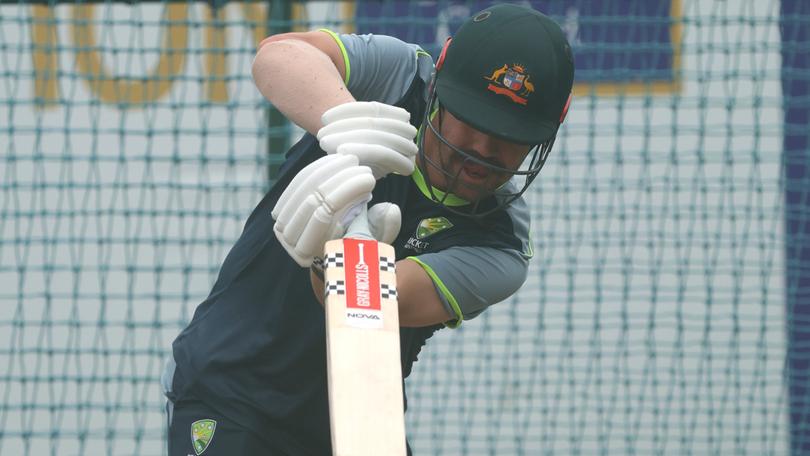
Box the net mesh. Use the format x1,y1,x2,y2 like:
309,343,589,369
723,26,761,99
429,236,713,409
0,1,807,455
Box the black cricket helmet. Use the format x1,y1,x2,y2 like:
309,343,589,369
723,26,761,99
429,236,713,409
419,3,575,217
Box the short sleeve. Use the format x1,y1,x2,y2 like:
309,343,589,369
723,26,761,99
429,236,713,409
407,246,529,328
321,30,429,104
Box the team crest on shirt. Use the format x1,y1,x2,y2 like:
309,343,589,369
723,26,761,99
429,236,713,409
190,419,217,455
416,217,454,239
484,63,534,105
406,217,454,253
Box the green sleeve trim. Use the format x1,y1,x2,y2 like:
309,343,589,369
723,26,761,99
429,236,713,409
406,256,463,328
318,28,350,85
416,49,431,59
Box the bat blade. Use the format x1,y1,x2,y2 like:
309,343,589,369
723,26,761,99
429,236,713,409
323,236,406,456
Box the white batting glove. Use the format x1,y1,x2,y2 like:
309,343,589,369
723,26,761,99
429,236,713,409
309,201,402,276
272,154,376,267
317,101,418,180
367,202,401,245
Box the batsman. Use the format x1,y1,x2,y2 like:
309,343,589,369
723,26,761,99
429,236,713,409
163,4,574,455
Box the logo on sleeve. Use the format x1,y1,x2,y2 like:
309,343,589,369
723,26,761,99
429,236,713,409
190,419,217,455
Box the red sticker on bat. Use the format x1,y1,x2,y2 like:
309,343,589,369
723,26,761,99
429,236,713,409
343,238,383,328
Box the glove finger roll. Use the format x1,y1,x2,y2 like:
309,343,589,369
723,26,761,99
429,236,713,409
273,154,349,219
319,129,418,158
273,154,358,224
293,205,335,261
321,101,410,125
336,143,415,177
317,166,376,213
316,117,417,142
281,193,321,242
292,168,376,259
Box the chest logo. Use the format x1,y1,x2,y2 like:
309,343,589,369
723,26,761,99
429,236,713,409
416,217,454,239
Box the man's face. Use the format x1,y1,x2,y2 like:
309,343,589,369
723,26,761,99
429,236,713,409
422,108,531,202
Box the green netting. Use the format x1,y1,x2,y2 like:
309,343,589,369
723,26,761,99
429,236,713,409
0,1,800,455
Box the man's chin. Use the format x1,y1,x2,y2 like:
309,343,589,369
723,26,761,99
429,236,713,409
448,182,493,204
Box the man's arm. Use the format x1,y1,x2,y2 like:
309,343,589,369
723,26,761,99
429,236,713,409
252,31,354,134
261,32,453,327
310,259,453,327
311,244,530,327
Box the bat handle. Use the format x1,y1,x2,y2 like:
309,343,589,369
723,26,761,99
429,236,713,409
344,203,374,240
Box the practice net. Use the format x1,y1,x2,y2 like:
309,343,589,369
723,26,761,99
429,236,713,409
1,1,807,455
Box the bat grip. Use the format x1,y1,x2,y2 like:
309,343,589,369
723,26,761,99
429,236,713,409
344,203,374,240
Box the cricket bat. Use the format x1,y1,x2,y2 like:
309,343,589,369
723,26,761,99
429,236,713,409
323,205,407,456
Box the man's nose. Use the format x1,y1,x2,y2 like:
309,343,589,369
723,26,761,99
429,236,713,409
468,135,503,165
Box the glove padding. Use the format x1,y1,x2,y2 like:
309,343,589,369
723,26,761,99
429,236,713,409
367,202,401,245
273,154,375,267
317,101,418,179
272,154,403,267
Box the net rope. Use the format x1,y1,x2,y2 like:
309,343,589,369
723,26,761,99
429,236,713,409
0,1,807,455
